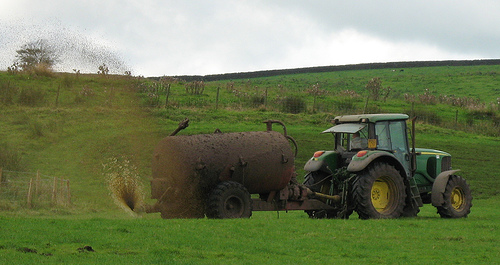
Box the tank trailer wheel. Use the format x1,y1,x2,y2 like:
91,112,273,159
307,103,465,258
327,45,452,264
353,163,406,219
436,175,472,218
206,181,252,219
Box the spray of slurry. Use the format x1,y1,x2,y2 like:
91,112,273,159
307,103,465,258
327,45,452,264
104,157,145,216
0,20,131,74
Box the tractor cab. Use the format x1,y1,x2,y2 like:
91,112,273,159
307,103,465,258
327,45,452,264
312,114,412,177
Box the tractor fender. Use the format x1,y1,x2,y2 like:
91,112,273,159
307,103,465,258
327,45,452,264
431,169,461,207
304,159,329,173
347,151,401,173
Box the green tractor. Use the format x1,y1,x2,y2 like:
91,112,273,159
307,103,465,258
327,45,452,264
303,113,472,219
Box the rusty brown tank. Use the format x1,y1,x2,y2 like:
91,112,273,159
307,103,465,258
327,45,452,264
150,125,295,218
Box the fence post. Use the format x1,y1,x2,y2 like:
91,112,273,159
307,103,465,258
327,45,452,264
165,84,171,107
265,87,268,108
216,86,220,110
0,167,3,186
313,94,317,113
35,170,41,196
52,177,57,205
59,178,65,206
27,178,34,208
66,180,72,205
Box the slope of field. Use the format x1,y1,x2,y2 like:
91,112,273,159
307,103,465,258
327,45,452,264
0,64,499,264
0,64,498,213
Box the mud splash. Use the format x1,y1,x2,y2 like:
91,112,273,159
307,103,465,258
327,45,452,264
104,157,145,216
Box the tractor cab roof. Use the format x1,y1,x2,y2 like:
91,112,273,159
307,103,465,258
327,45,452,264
333,113,409,124
322,123,366,134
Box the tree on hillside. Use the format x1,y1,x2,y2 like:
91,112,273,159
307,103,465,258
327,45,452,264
366,77,383,101
14,39,59,71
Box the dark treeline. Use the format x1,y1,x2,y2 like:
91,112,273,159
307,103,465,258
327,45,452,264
154,59,500,82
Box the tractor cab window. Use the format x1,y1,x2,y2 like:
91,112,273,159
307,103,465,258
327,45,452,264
375,120,410,153
337,126,369,151
375,122,391,150
389,121,409,153
349,126,368,150
324,123,367,151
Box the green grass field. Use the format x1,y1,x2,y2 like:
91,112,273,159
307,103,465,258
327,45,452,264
0,64,499,263
0,198,498,264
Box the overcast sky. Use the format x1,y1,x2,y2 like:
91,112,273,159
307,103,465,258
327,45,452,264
1,0,499,76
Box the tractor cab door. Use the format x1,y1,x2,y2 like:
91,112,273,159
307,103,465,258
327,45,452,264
375,120,411,177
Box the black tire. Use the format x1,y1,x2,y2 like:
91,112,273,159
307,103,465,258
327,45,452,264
353,163,406,219
206,181,252,219
401,201,420,217
401,182,421,218
436,175,472,218
303,172,330,193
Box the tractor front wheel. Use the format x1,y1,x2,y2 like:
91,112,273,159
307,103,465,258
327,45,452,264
436,175,472,218
353,163,406,219
206,181,252,219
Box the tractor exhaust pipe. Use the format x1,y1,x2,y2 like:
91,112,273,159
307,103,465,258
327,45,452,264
411,116,418,174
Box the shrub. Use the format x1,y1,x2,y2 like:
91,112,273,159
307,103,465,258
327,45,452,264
366,77,383,101
98,63,110,77
0,143,24,171
418,88,437,104
61,74,74,88
18,87,46,106
467,109,496,120
139,82,166,107
0,81,18,105
144,92,160,107
185,81,205,95
7,62,21,75
29,120,46,138
282,96,306,114
405,108,442,125
31,63,55,77
74,86,95,104
335,99,357,112
249,95,265,107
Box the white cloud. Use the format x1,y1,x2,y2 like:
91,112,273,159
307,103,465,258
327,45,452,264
269,29,482,71
0,0,498,76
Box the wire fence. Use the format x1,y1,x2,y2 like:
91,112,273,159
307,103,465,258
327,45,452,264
0,168,71,209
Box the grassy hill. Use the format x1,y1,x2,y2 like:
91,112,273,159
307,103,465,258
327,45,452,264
0,64,499,214
0,65,499,264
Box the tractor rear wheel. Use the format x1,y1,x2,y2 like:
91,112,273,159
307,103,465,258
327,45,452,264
353,163,406,219
436,175,472,218
206,181,252,219
303,171,330,193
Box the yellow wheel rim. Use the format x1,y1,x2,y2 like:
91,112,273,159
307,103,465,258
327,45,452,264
451,187,465,211
371,177,394,213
